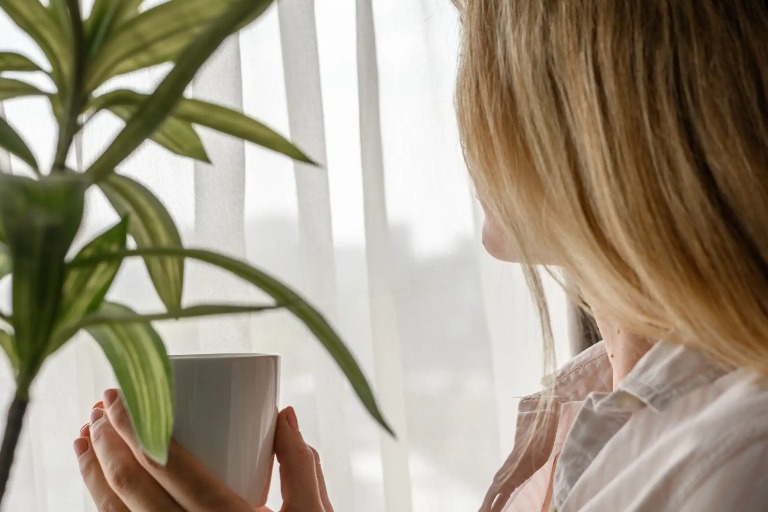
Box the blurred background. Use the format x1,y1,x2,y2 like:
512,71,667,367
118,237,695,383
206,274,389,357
0,1,574,510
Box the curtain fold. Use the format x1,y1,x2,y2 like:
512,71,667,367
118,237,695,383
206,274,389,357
355,0,413,510
277,0,354,509
0,1,574,510
191,35,252,355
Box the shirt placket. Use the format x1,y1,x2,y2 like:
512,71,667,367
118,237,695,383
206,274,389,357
551,393,637,510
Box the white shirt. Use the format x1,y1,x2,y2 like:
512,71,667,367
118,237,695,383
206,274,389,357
480,341,768,511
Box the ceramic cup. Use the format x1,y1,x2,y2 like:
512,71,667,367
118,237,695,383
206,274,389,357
170,353,280,507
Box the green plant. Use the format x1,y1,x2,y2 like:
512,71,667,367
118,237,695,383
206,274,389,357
0,0,391,504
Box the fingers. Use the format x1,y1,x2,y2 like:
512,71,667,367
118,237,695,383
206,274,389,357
101,389,250,512
274,407,326,512
88,406,183,512
83,391,330,512
309,446,334,512
75,428,130,512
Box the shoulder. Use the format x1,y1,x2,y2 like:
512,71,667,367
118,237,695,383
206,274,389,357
636,369,768,510
634,368,768,461
674,374,768,511
569,368,768,511
680,369,768,442
678,370,768,473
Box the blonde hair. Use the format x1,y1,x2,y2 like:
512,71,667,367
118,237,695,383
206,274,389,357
455,0,768,376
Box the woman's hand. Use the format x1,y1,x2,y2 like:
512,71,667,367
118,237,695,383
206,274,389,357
74,389,333,512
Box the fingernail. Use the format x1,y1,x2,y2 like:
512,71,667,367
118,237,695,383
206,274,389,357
103,389,118,408
286,406,299,430
90,408,104,424
79,423,90,436
92,401,103,410
73,438,89,457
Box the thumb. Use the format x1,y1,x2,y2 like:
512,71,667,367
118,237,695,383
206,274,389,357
274,407,325,512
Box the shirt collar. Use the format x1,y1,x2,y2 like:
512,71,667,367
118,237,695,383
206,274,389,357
480,343,612,511
544,341,613,401
480,340,730,512
600,341,729,413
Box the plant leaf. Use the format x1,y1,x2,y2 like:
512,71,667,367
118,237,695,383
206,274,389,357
70,247,394,435
0,115,39,171
176,99,314,163
0,174,86,374
85,0,272,91
48,218,128,354
76,303,280,329
0,328,19,375
85,0,275,182
85,0,144,58
90,90,312,164
0,52,44,73
106,105,210,162
98,174,183,310
47,0,71,35
0,240,10,282
86,301,173,465
0,77,46,101
0,0,70,85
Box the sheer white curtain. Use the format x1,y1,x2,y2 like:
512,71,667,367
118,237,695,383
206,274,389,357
0,1,572,511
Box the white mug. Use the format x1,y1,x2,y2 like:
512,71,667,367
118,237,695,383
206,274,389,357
170,353,280,507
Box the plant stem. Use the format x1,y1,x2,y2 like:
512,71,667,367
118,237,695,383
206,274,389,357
0,393,28,506
52,0,86,173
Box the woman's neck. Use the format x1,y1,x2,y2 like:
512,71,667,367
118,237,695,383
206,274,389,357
593,314,654,389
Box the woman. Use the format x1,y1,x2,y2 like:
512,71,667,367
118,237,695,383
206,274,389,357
74,0,768,510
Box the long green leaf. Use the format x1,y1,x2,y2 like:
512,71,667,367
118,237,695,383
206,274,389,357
0,115,39,171
91,90,312,164
47,0,71,36
76,303,280,329
0,0,70,85
0,175,86,375
86,301,173,465
85,0,275,182
0,228,6,313
0,328,19,375
49,218,128,354
98,174,183,310
85,0,272,91
0,52,44,73
0,240,10,282
0,77,47,101
106,105,210,162
176,99,314,163
84,0,144,58
51,0,85,174
71,247,394,435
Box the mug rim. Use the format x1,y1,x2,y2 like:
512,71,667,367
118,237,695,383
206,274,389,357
169,353,280,360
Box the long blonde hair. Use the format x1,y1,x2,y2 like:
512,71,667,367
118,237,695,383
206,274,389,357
455,0,768,376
